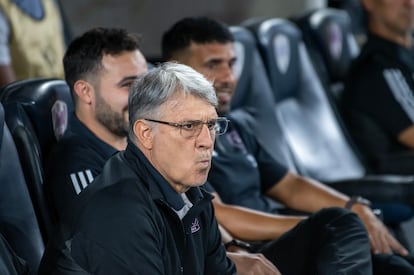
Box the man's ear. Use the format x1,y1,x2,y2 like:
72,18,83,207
133,120,153,149
73,80,93,104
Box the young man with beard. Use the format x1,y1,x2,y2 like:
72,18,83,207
44,27,148,220
162,16,414,274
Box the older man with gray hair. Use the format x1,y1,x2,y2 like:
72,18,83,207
39,62,235,274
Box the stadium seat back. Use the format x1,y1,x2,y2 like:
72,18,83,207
0,102,44,274
0,78,73,242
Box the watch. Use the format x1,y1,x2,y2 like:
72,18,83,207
224,239,252,250
344,196,372,210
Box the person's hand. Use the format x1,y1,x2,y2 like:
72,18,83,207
226,251,281,275
352,204,409,256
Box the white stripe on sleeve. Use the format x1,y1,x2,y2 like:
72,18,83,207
383,69,414,122
77,171,88,189
70,173,82,195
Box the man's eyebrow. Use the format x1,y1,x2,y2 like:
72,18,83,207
205,56,237,65
117,76,138,86
181,117,219,123
206,58,223,64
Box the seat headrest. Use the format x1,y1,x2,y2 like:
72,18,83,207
296,8,359,82
328,0,368,41
228,24,299,171
229,26,255,110
0,101,44,273
253,18,302,102
0,78,73,159
0,103,4,146
230,25,279,117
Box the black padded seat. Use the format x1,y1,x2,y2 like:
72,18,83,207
0,78,73,243
292,8,414,175
243,18,414,205
328,0,368,46
293,8,360,102
0,102,44,274
229,26,298,172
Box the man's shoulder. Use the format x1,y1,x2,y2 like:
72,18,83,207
46,133,103,173
48,123,112,167
57,173,163,273
356,36,403,70
346,41,392,91
227,110,253,134
52,132,92,153
72,159,159,234
44,128,112,198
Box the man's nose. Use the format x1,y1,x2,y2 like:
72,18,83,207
221,66,237,83
196,124,215,148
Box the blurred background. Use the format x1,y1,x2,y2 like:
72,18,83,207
60,0,326,60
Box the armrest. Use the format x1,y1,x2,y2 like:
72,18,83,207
324,175,414,204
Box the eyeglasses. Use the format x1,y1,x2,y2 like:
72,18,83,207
144,117,230,138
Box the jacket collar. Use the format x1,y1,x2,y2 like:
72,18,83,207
68,112,118,157
123,140,204,211
363,32,414,71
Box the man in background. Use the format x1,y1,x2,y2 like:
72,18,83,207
162,16,414,274
44,27,147,220
0,0,67,87
343,0,414,175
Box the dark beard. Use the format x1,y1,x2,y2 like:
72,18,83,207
95,95,128,137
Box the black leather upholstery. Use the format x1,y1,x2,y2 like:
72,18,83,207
0,78,73,243
293,8,360,102
0,102,44,274
328,0,368,45
243,18,414,205
293,8,414,175
246,18,365,181
229,26,298,172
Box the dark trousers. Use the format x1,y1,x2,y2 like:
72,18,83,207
0,234,29,275
258,207,371,275
256,207,414,275
372,254,414,275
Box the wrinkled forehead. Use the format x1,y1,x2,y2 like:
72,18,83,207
159,93,216,119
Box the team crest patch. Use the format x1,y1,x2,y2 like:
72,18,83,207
326,22,342,60
191,218,200,233
226,129,247,153
51,100,68,140
273,34,290,75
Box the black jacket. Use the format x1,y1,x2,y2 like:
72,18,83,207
343,33,414,174
39,141,235,275
45,112,118,220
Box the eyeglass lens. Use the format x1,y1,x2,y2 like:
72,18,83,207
181,118,228,138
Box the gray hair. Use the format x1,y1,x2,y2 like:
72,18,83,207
128,62,217,139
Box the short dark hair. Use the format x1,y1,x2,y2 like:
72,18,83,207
63,27,141,98
161,17,234,60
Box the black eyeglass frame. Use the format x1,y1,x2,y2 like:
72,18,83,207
144,117,230,137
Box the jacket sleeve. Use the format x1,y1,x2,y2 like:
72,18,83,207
67,183,169,274
204,203,236,275
40,183,169,274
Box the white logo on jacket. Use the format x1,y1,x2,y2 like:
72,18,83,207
191,218,200,233
70,169,94,194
